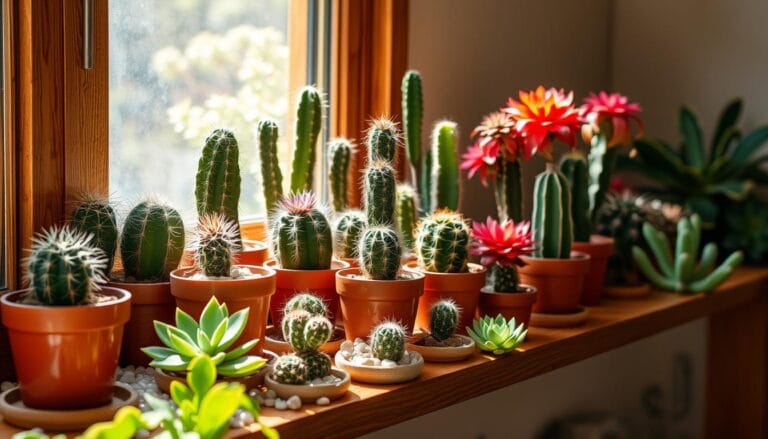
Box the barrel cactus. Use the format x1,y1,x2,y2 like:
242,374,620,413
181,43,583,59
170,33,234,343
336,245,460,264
25,226,107,306
257,119,283,217
283,292,328,317
328,138,353,212
70,195,118,275
191,213,240,278
429,300,459,342
370,321,406,361
396,185,419,251
301,351,332,380
120,199,185,281
430,121,460,212
333,210,367,260
271,192,332,270
531,163,573,259
359,226,401,280
195,128,241,243
416,210,470,273
272,354,308,385
560,154,591,242
290,86,323,193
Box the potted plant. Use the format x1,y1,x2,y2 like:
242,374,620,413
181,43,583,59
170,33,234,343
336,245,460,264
467,314,527,355
328,138,353,213
336,118,425,340
396,184,419,255
264,292,345,354
408,300,475,362
333,209,366,267
1,226,131,409
170,214,275,353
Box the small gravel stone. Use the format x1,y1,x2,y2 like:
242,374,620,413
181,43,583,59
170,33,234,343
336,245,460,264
310,378,324,385
266,389,277,399
372,358,381,366
381,359,397,368
286,395,302,410
316,397,330,406
275,399,288,410
1,381,15,391
238,409,255,425
340,340,354,353
322,375,337,383
121,371,136,384
264,398,275,407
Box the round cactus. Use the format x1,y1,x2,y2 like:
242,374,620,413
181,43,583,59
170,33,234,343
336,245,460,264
301,351,332,380
26,226,107,306
70,196,118,276
192,214,240,278
303,315,333,351
283,292,328,317
367,117,399,163
359,226,402,280
370,322,406,361
416,210,470,273
429,300,459,341
328,138,353,212
333,210,367,259
282,309,312,352
120,199,185,282
271,192,333,270
364,160,397,227
272,354,308,385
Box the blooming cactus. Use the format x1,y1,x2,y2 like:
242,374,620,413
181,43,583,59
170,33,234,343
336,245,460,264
471,217,536,293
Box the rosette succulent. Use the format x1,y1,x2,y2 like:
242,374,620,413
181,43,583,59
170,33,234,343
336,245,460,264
467,314,527,355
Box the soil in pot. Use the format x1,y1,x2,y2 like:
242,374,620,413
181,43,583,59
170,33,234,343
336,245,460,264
572,235,615,306
476,285,538,329
519,252,591,315
407,332,476,362
264,325,345,355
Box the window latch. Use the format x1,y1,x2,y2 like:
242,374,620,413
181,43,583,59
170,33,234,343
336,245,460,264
83,0,94,70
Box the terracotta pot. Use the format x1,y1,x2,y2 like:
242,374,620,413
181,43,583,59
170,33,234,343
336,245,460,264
180,239,269,267
476,285,538,328
108,279,174,367
264,259,349,326
519,252,591,314
404,262,486,335
170,265,275,353
572,235,615,306
1,287,131,410
335,268,425,340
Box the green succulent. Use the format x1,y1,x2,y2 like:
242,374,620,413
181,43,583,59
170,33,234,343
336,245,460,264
721,196,768,264
467,314,527,355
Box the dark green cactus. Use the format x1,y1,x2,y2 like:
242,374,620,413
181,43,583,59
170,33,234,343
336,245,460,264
333,210,367,259
490,263,522,293
302,315,333,351
193,214,240,278
328,138,353,212
560,154,591,242
283,292,328,317
532,163,573,259
271,192,332,270
359,226,401,280
367,117,399,163
588,131,618,224
257,119,284,217
415,210,470,273
402,70,423,180
282,309,312,352
25,226,107,306
196,128,241,243
290,86,323,193
495,160,523,222
430,121,460,211
120,199,185,281
364,161,397,227
300,351,332,380
429,299,459,342
272,354,308,385
370,322,406,361
70,196,118,275
396,185,419,251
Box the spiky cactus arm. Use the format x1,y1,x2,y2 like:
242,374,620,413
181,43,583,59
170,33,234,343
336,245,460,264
532,163,573,259
490,263,521,293
416,211,470,273
364,160,397,227
283,292,328,317
257,119,284,218
290,86,323,193
301,352,331,380
272,192,333,270
560,154,591,242
192,214,239,278
282,310,312,352
359,226,401,280
588,131,618,224
303,315,333,350
396,185,419,251
495,160,523,222
420,148,433,213
121,200,185,281
370,322,406,361
367,117,399,163
430,121,460,211
328,138,352,212
402,70,423,180
272,354,308,384
70,197,118,275
333,210,367,259
429,300,459,341
196,129,241,244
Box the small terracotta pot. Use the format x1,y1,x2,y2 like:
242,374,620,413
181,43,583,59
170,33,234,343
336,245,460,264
404,262,486,335
519,252,591,314
181,239,269,268
572,235,615,306
264,259,349,326
108,279,174,367
335,268,425,340
476,285,538,328
170,265,275,353
1,287,131,410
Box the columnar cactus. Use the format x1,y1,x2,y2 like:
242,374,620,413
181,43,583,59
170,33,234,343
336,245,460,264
396,185,419,251
365,161,397,227
430,121,460,212
429,300,459,342
290,86,323,193
531,163,573,259
284,292,328,317
495,160,523,223
25,226,107,306
370,321,406,361
192,214,240,278
416,210,470,273
328,138,353,212
196,128,241,243
272,354,308,385
70,196,118,275
367,118,399,163
120,199,185,281
359,226,401,280
588,133,618,224
560,154,591,242
271,192,333,270
402,70,423,187
257,119,283,217
333,210,367,260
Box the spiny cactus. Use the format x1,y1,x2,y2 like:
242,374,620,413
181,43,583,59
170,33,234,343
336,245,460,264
272,354,308,385
300,351,332,380
364,160,397,227
70,195,118,275
290,86,323,193
282,309,333,353
429,300,459,342
396,185,419,251
633,214,744,293
257,119,283,217
191,213,240,278
283,292,328,317
416,210,470,273
370,321,406,361
120,199,185,281
402,70,423,183
359,226,401,280
303,315,333,351
496,160,523,222
588,132,618,224
560,154,591,242
271,192,332,270
532,163,573,259
430,121,460,211
328,138,353,212
196,128,241,244
368,117,399,164
490,264,521,292
333,210,367,259
25,226,107,306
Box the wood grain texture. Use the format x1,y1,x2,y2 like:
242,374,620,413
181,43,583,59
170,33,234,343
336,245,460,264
2,0,17,291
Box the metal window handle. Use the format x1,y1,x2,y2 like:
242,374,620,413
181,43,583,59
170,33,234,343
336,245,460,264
83,0,94,69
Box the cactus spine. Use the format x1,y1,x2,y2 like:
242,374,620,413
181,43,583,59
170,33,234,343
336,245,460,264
560,154,591,242
429,300,459,342
257,119,283,217
370,321,406,361
333,210,367,259
276,304,334,383
290,86,323,193
416,210,470,273
495,160,523,222
193,214,239,278
328,138,353,212
196,128,241,243
531,163,573,259
272,354,308,384
359,226,401,280
271,192,332,270
367,118,399,163
300,351,331,380
365,161,397,226
402,70,423,187
491,264,522,293
396,185,419,251
120,199,185,281
70,196,118,275
430,121,460,211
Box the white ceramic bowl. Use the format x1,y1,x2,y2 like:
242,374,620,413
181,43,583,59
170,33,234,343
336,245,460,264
264,367,350,403
334,351,424,384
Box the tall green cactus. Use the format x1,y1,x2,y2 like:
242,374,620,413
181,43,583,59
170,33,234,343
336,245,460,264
495,160,523,223
430,121,460,211
367,118,399,163
415,210,470,273
531,163,573,259
333,210,367,259
271,192,332,270
359,226,401,280
70,196,118,275
196,128,241,243
402,70,423,183
193,214,239,278
560,154,591,242
257,119,283,217
328,138,352,212
365,161,397,226
396,185,419,250
120,199,185,281
588,131,618,224
290,86,323,193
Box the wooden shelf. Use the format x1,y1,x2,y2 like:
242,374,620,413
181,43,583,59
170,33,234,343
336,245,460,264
2,268,767,438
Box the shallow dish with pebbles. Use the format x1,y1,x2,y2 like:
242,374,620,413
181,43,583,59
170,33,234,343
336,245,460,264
407,332,476,362
264,368,350,403
334,339,424,384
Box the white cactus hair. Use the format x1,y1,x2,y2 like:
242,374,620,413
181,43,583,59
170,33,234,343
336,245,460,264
190,213,240,268
269,191,332,267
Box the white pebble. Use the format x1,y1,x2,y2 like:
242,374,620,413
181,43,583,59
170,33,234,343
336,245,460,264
275,399,288,410
381,359,397,368
287,395,302,410
410,352,422,364
239,410,255,425
398,352,410,365
353,357,374,366
322,375,335,383
354,338,364,344
310,378,324,385
340,340,354,353
1,381,14,391
316,397,330,406
121,371,136,384
264,398,275,407
372,358,381,366
265,389,277,399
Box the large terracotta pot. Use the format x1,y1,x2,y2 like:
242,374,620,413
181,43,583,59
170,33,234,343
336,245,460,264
1,287,131,410
335,268,425,340
572,235,614,305
108,279,174,367
180,239,269,267
403,262,486,335
476,285,538,329
264,259,349,326
519,252,591,314
170,265,275,353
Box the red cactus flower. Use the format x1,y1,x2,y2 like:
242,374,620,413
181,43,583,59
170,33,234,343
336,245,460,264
581,91,644,147
471,217,536,267
504,86,581,160
461,142,498,187
278,191,318,214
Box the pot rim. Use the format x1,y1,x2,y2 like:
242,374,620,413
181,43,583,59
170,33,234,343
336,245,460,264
170,265,276,284
520,251,590,263
480,284,537,296
263,258,350,274
108,271,170,287
1,286,131,310
336,267,425,283
402,261,487,277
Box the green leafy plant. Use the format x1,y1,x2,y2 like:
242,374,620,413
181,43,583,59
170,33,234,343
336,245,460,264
467,314,527,355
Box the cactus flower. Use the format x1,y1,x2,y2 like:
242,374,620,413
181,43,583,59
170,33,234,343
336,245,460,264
471,217,536,267
580,91,644,147
460,142,498,186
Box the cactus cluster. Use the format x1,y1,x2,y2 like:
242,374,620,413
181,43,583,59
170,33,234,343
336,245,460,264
370,321,406,361
328,138,353,212
70,195,118,275
120,199,185,282
191,214,240,278
531,163,573,259
396,185,419,251
290,86,323,193
633,214,743,294
333,210,367,260
430,121,460,211
272,354,308,385
415,210,470,273
560,154,591,242
271,192,332,270
429,300,459,342
257,119,283,217
283,292,328,317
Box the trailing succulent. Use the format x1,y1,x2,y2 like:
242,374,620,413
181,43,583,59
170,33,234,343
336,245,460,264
190,213,241,278
272,306,334,384
370,321,407,361
415,210,470,273
333,210,367,260
70,195,118,275
143,296,267,378
467,315,527,355
428,300,459,342
271,192,333,270
196,128,242,245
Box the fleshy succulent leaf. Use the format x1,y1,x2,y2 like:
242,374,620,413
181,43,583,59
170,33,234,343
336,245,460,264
200,297,226,338
217,356,268,378
149,354,189,371
141,346,177,361
187,355,217,398
218,308,249,352
223,339,258,361
175,308,200,341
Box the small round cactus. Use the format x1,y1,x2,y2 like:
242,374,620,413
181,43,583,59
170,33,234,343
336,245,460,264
367,117,399,163
282,309,312,352
70,195,118,276
192,213,240,278
416,210,470,273
272,354,308,385
429,300,459,342
271,192,333,270
303,315,333,351
301,351,332,380
333,210,367,259
283,292,328,317
370,322,406,361
359,226,402,280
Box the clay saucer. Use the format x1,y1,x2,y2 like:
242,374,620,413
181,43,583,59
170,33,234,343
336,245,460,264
264,325,345,355
529,307,589,328
264,368,351,403
0,382,138,431
334,351,424,384
407,332,476,362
